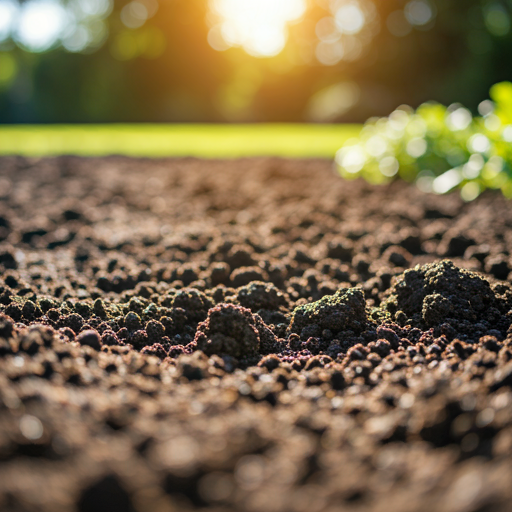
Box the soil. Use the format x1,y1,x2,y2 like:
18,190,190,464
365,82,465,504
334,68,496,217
1,155,512,512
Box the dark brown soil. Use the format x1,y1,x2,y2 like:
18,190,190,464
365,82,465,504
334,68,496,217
1,156,512,512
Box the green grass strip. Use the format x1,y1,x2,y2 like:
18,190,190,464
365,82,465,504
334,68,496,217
0,124,361,158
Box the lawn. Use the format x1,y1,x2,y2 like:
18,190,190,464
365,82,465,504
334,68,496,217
0,124,361,158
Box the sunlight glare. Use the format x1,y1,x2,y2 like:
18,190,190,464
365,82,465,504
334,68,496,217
15,0,67,52
211,0,306,57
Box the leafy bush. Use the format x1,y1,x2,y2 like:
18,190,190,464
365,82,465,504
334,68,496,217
336,82,512,201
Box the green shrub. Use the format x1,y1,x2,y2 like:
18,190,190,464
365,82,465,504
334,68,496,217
336,82,512,201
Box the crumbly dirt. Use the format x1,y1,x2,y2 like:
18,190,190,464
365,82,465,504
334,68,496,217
1,156,512,512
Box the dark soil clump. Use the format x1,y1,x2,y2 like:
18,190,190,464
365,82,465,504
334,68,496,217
193,303,276,360
2,156,512,512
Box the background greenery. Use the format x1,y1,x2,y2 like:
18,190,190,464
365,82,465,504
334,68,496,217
1,0,512,124
336,81,512,199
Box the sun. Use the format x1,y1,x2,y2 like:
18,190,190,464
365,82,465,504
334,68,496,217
209,0,306,57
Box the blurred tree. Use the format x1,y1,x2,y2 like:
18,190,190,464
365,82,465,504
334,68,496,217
0,0,511,123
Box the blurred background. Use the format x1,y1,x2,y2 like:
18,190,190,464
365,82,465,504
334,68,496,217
0,0,511,124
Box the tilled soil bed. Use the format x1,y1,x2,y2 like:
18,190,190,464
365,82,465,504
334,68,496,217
1,156,512,512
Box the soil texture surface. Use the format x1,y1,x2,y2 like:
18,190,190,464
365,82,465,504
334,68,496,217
1,156,512,512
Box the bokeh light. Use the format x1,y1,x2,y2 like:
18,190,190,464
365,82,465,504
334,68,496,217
484,3,510,37
0,52,17,87
314,0,378,65
404,0,435,27
77,0,111,17
121,1,149,29
15,0,67,52
334,3,365,34
306,82,360,121
447,107,472,131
